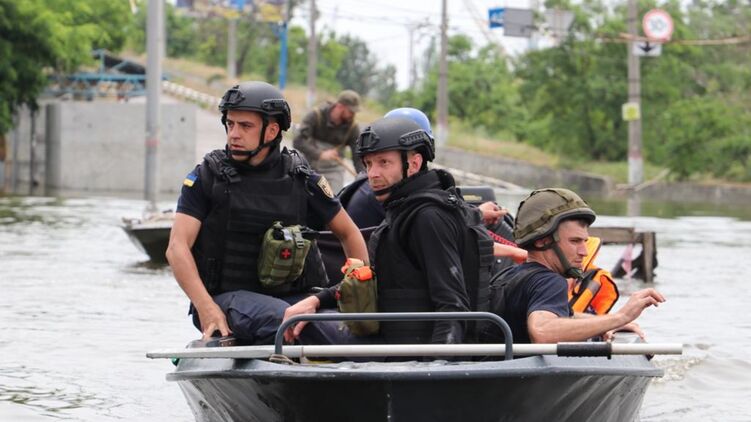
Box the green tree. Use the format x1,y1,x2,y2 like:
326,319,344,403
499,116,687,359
397,35,520,137
0,0,130,134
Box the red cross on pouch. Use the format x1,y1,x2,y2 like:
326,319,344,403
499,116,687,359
280,248,292,259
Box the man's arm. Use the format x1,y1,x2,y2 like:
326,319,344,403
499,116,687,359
527,288,665,343
282,208,368,342
410,208,471,344
293,110,326,161
166,213,231,340
327,208,369,264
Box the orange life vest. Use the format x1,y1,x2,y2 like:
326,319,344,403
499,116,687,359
568,237,620,315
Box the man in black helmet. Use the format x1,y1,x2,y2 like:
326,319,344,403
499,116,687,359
284,116,496,345
167,81,368,345
293,90,363,193
484,188,666,344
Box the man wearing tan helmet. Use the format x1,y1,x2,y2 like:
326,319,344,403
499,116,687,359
293,90,363,193
483,188,665,344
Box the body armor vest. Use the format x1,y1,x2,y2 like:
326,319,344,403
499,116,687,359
192,148,328,296
369,175,495,344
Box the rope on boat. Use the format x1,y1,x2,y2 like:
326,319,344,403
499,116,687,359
269,353,297,365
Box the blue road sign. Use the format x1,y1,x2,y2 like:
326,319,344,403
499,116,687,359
489,7,505,29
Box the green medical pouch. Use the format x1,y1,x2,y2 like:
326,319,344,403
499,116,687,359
258,221,311,287
337,259,379,336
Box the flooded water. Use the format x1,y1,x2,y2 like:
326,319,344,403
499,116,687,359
2,194,751,421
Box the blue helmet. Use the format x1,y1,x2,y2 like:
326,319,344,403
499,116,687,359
384,108,433,137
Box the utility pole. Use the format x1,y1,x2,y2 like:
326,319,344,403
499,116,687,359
306,0,317,109
227,17,237,80
627,0,643,186
145,0,163,212
436,0,449,148
278,18,288,89
407,20,430,89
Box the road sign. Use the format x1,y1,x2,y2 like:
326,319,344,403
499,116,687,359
633,41,662,57
622,102,641,122
643,9,673,41
488,8,504,29
503,8,535,38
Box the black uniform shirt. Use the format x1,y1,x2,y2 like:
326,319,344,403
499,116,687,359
501,262,572,343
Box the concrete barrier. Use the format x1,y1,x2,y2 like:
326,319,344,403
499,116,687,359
435,146,612,197
42,101,196,194
0,101,197,194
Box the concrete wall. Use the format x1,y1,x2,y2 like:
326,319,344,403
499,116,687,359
36,101,195,194
635,182,751,205
436,146,751,206
3,104,47,192
435,146,612,197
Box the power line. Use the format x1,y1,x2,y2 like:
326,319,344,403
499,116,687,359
596,33,751,46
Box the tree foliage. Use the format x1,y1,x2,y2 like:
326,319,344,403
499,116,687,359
126,3,396,98
0,0,130,134
510,0,751,180
393,35,521,137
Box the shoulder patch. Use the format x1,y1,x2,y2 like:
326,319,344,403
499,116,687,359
317,175,334,198
183,172,198,187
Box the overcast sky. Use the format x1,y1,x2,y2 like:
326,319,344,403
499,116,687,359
289,0,534,89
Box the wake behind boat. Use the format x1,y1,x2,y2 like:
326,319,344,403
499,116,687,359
147,312,681,422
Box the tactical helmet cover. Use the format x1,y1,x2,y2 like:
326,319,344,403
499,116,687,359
514,188,596,247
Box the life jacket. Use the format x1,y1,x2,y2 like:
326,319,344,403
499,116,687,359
568,237,620,314
369,171,495,344
192,147,328,297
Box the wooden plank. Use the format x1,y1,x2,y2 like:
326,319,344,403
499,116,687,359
588,227,637,244
642,231,656,283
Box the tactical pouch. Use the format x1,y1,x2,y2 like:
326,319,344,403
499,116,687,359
258,221,311,288
337,258,379,336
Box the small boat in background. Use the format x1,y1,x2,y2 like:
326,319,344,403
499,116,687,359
122,210,173,263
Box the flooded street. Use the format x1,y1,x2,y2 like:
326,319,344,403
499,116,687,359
2,194,751,421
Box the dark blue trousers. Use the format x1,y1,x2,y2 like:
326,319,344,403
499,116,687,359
192,290,355,345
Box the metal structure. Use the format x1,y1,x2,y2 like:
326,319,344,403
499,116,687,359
45,50,150,100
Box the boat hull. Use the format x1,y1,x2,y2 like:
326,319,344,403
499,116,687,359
169,354,660,422
122,224,171,263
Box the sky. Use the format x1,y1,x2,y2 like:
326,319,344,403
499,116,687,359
288,0,535,89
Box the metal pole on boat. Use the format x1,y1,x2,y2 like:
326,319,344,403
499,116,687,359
144,0,163,214
146,342,683,360
275,312,514,361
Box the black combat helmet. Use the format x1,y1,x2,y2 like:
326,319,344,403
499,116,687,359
356,117,435,162
218,81,291,160
356,116,435,196
219,81,291,130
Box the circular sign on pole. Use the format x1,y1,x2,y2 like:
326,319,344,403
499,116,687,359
643,9,674,41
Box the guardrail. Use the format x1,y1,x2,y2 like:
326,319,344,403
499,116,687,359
162,81,221,110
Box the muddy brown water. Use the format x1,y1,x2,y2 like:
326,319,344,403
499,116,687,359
1,194,750,421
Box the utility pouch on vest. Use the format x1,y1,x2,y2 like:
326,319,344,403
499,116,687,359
258,221,311,288
336,258,379,336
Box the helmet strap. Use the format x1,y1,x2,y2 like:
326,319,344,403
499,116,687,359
401,150,410,179
226,116,279,163
551,231,583,279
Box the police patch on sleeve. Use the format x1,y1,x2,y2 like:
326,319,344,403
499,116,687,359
317,175,334,198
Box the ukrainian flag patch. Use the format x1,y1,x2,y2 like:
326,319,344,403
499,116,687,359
183,172,197,187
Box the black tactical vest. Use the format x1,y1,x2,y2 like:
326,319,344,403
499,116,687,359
369,175,495,344
192,148,328,296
